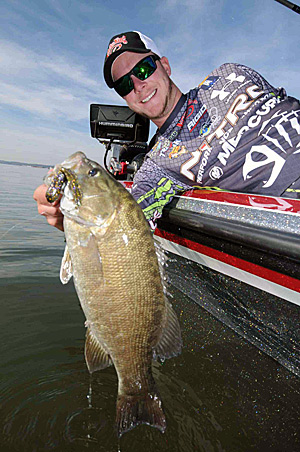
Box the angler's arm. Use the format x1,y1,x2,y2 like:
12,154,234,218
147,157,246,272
33,184,64,231
131,159,188,231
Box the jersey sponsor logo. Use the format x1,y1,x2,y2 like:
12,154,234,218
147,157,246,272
168,144,189,159
148,210,162,231
259,108,300,154
168,130,179,140
187,104,207,132
150,138,189,161
138,177,185,230
243,145,285,188
216,97,280,166
199,75,220,91
149,138,173,158
209,166,223,180
199,123,211,137
179,141,211,182
177,99,198,128
196,141,212,183
210,72,246,101
106,36,128,57
207,84,265,145
180,150,202,181
199,107,222,138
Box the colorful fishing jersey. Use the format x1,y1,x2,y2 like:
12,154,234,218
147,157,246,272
132,63,300,229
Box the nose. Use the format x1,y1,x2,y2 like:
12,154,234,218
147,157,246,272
131,75,146,92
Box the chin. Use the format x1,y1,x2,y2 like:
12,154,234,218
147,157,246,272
141,98,163,117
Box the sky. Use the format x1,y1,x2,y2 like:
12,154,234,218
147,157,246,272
0,0,299,165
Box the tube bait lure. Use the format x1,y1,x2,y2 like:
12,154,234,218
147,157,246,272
46,168,82,206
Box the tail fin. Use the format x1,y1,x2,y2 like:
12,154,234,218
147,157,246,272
116,392,166,437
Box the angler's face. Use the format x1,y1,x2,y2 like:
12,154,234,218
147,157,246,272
111,51,179,128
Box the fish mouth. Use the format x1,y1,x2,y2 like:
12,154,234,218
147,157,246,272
60,184,78,211
60,208,96,228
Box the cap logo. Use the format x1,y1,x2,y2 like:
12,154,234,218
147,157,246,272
106,35,128,58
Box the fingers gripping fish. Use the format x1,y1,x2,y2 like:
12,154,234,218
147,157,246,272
44,152,182,437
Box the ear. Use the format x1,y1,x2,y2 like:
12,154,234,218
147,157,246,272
160,56,171,76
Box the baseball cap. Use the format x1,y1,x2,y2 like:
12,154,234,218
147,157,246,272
103,31,162,88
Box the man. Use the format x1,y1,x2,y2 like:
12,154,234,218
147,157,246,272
34,30,300,231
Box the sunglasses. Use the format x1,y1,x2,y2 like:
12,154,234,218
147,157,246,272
113,55,160,97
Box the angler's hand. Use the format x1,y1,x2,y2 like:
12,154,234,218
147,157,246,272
33,184,64,231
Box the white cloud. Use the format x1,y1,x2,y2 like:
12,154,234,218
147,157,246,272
42,58,99,89
0,39,119,122
1,81,91,120
0,39,100,89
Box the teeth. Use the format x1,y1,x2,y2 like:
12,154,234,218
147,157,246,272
142,90,156,103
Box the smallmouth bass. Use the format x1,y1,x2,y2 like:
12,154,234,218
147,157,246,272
44,152,182,436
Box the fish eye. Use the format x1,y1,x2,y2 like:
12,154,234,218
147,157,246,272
89,168,98,177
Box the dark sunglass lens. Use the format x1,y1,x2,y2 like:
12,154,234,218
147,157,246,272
133,57,156,80
115,75,133,97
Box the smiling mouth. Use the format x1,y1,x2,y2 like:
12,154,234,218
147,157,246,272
141,90,156,103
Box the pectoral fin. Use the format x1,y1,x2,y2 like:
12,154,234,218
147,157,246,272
60,245,73,284
154,299,182,360
85,326,112,373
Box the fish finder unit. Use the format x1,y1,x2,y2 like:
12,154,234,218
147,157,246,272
90,104,150,180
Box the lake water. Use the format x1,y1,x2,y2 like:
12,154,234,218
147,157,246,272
0,163,299,452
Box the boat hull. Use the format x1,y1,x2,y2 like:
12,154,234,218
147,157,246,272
155,189,300,306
